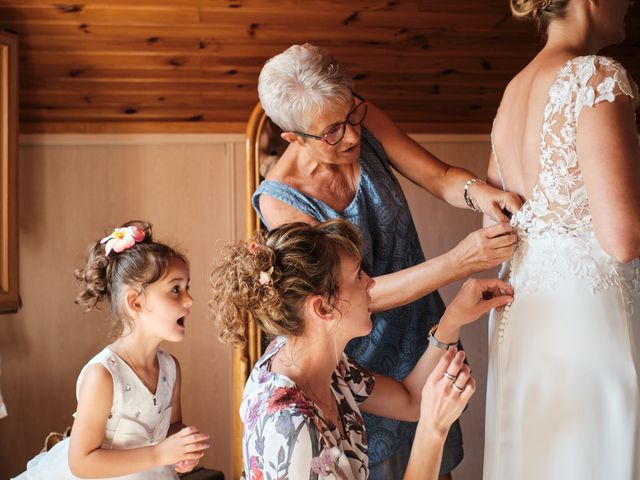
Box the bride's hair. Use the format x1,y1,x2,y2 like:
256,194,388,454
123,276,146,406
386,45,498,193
510,0,571,33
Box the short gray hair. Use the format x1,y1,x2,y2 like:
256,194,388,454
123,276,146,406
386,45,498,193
258,44,354,133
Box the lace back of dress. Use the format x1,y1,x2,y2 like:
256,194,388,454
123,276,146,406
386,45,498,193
512,55,639,237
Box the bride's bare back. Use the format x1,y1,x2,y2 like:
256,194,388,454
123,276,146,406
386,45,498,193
489,50,640,261
490,52,577,200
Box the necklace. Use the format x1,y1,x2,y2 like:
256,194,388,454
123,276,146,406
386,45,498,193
280,345,341,430
122,345,157,406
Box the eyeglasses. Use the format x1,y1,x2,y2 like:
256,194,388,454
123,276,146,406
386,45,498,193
290,93,368,146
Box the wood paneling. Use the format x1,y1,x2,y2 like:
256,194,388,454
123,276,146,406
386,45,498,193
2,0,638,132
0,133,246,479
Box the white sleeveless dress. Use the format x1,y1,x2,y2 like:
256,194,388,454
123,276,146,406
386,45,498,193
14,346,178,480
483,56,640,480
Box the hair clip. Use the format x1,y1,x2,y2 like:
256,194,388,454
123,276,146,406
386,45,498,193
248,241,260,256
259,266,274,286
100,226,145,256
541,0,553,12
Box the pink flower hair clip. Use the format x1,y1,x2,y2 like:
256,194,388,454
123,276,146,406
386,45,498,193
100,226,145,256
248,241,260,256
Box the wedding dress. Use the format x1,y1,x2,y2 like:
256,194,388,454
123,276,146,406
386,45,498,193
483,55,640,480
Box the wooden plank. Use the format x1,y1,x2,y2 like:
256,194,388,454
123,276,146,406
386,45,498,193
19,70,518,90
1,0,434,12
5,21,528,43
0,5,200,24
18,34,540,58
20,51,531,75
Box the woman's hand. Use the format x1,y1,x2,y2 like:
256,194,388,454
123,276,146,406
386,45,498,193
154,426,210,467
420,348,475,436
469,182,523,223
442,278,513,330
448,223,518,276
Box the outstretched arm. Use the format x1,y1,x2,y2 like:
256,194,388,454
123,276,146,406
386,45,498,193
363,101,522,222
360,278,513,420
261,194,517,312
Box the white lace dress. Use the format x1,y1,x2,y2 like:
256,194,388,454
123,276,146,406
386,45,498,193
14,347,178,480
483,56,640,480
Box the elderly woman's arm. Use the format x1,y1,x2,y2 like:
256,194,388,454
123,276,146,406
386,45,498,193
364,102,523,223
260,195,517,313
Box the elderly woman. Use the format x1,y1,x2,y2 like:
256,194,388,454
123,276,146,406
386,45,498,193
210,219,514,480
252,44,522,479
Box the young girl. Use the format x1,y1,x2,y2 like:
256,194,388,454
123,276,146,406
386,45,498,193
15,221,210,479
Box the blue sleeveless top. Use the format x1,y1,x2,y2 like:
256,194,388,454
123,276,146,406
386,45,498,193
252,127,461,468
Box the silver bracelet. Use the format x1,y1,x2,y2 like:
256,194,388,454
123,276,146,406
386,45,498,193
463,178,483,213
428,324,459,351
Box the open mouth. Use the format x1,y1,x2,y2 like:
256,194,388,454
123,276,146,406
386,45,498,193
177,317,185,328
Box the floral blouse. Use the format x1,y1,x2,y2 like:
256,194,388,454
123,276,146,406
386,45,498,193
240,336,376,480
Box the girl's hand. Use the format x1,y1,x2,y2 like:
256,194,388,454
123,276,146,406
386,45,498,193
420,348,475,436
154,426,210,467
175,459,200,474
443,278,513,329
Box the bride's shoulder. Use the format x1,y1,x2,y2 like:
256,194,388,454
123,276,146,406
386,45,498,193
569,55,638,107
564,55,634,83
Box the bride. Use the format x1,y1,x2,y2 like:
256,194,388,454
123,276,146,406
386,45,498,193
483,0,640,478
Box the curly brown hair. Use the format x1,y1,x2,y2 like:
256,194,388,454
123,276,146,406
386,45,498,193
74,220,187,334
209,219,363,348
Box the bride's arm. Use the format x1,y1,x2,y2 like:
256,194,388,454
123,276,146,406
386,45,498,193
577,95,640,263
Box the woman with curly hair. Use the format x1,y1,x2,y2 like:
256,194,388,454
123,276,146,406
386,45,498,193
210,219,513,480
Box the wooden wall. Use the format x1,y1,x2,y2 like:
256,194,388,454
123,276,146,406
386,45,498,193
0,133,247,479
1,132,493,479
3,0,638,133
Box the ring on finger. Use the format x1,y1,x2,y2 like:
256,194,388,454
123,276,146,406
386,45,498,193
452,382,465,392
443,371,457,381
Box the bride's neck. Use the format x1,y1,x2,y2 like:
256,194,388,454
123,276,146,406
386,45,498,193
544,19,603,57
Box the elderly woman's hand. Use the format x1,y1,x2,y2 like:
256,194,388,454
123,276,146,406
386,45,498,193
448,223,518,276
419,348,475,437
469,182,523,223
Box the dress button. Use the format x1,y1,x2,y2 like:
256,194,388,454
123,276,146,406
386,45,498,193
125,384,132,391
162,376,166,382
157,408,161,414
109,359,117,365
135,411,141,419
